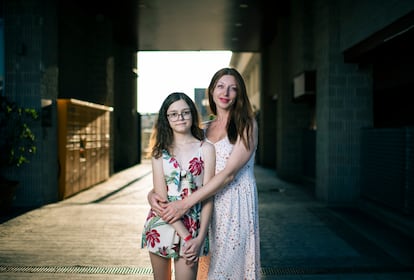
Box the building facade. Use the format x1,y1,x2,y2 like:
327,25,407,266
1,0,413,235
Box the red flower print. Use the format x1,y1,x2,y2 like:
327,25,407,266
170,157,179,168
188,157,203,176
192,185,199,192
146,210,157,221
183,216,198,234
158,246,169,256
146,229,160,248
181,188,189,199
172,243,180,253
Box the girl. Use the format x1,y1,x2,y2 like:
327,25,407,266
141,92,215,280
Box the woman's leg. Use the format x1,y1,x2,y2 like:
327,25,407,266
149,252,172,280
174,257,198,280
196,255,210,280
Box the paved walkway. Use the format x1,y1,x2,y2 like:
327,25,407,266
1,160,414,279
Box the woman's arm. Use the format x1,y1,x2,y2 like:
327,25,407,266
147,189,167,216
162,119,258,223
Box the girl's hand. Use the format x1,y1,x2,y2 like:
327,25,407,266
183,238,201,265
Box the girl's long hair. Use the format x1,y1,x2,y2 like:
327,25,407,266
149,92,204,158
207,68,254,149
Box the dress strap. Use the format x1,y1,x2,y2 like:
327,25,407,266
198,140,204,158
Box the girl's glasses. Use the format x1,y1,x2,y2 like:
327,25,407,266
167,110,192,121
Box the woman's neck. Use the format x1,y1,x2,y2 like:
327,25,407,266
214,109,230,124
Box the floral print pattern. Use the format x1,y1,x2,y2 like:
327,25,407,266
141,142,209,259
189,157,203,175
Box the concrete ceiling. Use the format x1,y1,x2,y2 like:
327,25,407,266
86,0,288,52
137,0,270,52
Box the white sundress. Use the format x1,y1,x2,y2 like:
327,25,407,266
207,136,261,279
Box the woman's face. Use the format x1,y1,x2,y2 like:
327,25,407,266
212,74,237,111
166,99,192,133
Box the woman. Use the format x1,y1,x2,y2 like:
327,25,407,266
149,68,261,279
141,92,216,280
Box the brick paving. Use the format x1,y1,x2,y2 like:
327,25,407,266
1,160,413,279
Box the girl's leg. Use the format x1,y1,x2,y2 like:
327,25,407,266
174,257,198,280
149,252,172,280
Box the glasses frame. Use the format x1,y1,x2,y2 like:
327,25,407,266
166,110,192,122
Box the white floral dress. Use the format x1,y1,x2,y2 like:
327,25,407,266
207,136,261,279
141,143,209,259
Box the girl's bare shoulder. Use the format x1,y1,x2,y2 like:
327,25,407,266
201,140,215,155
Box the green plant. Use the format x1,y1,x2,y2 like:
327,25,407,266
0,95,39,168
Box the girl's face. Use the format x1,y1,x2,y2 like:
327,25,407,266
166,99,192,132
212,74,237,111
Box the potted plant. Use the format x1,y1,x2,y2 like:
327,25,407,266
0,95,39,213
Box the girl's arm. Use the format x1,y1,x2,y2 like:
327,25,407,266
183,142,215,261
195,143,215,242
152,157,190,239
162,119,258,223
184,198,213,264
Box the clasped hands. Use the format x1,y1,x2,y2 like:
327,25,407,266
163,200,199,265
148,192,197,264
149,193,187,223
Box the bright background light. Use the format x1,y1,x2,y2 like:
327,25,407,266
137,51,232,113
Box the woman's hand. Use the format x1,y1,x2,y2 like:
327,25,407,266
148,190,190,223
147,190,168,216
160,200,189,223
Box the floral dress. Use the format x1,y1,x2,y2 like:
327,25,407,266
141,143,209,259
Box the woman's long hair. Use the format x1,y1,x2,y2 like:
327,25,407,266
207,68,254,149
149,92,204,158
